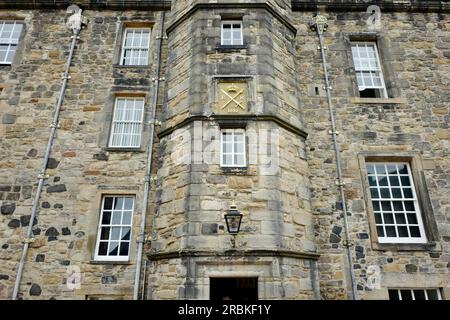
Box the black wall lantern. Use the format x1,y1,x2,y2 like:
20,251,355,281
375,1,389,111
224,202,243,235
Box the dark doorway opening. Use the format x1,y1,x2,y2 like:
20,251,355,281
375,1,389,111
210,277,258,301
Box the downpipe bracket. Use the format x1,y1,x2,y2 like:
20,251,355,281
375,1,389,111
37,173,49,179
328,129,339,135
148,119,162,126
343,240,355,248
22,238,35,244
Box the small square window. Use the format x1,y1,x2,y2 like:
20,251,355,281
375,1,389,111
220,129,246,167
221,21,243,46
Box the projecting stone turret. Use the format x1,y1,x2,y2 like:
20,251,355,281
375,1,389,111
147,0,319,300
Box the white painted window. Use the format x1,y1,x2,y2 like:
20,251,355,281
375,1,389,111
0,21,23,65
120,28,150,66
95,196,134,261
388,289,442,300
366,162,427,244
109,97,145,148
351,42,388,98
221,21,243,46
221,129,246,167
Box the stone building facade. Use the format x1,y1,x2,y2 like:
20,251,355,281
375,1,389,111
0,0,449,300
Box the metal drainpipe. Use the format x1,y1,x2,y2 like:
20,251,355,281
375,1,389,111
12,6,85,300
133,11,165,300
310,14,358,300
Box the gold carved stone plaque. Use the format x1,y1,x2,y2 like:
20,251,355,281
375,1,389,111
216,82,248,114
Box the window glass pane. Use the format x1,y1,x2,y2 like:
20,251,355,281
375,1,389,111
389,176,400,186
403,188,413,198
381,201,391,211
119,242,129,256
374,212,382,224
368,176,377,186
122,211,132,225
409,226,421,237
378,175,388,186
398,226,409,237
235,154,245,166
380,188,390,198
372,201,380,211
385,226,396,237
406,213,418,224
121,227,131,241
404,201,415,211
395,213,406,224
235,143,244,153
223,154,232,165
234,133,244,143
222,132,232,142
426,290,439,300
376,226,385,237
398,164,408,174
370,188,379,199
388,290,399,300
393,201,403,211
112,212,122,225
400,176,411,186
6,47,15,62
387,164,398,175
110,227,120,241
100,227,110,240
101,212,111,224
109,242,119,255
104,197,113,210
366,164,376,174
123,197,134,210
383,213,394,224
98,242,108,255
223,143,232,153
114,197,124,210
392,188,402,198
375,164,386,174
413,290,426,300
400,290,413,300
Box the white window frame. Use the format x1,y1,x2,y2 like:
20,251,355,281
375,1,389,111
0,21,23,65
221,21,243,46
94,196,135,262
388,289,442,300
351,42,388,98
108,97,145,148
119,27,151,66
220,129,246,168
366,162,427,244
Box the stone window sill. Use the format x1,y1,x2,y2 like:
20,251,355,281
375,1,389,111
215,45,248,52
220,167,249,175
372,241,437,252
350,97,407,105
104,147,145,153
89,260,132,265
112,64,150,69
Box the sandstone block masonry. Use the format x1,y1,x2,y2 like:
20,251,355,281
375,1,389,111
0,0,449,300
